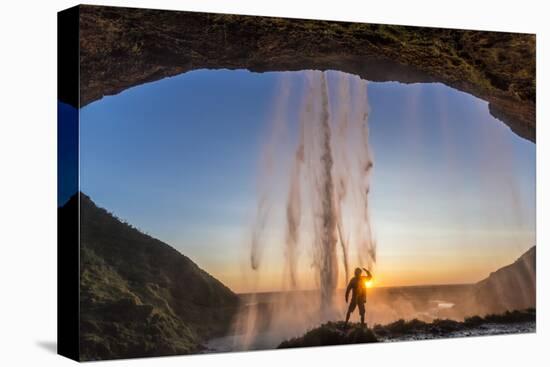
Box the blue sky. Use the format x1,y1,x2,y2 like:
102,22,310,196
78,69,535,292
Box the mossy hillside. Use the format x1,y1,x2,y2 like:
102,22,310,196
60,193,239,360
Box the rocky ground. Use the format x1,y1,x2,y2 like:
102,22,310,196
379,322,535,342
278,309,535,348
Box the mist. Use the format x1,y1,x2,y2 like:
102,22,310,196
233,70,377,349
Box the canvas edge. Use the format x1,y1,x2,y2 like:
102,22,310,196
57,4,81,362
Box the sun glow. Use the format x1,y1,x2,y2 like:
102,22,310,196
365,279,374,289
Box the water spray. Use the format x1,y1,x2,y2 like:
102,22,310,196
235,70,377,348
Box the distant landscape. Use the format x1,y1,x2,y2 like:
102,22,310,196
65,193,535,360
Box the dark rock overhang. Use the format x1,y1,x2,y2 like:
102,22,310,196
67,5,535,142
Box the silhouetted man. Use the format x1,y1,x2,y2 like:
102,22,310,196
345,267,373,327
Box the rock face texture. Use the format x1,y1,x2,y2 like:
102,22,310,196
278,309,535,348
71,5,536,141
473,246,536,315
278,321,379,348
60,193,239,360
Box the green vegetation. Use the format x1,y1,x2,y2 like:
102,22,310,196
62,193,239,360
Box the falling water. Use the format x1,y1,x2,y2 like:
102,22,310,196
236,70,376,348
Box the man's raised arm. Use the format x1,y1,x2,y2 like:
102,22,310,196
362,268,373,280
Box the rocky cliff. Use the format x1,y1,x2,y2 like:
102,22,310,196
59,193,239,360
472,246,536,315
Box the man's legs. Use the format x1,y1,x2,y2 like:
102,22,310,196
358,302,366,327
345,300,357,326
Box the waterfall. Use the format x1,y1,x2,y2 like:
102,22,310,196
237,70,376,348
